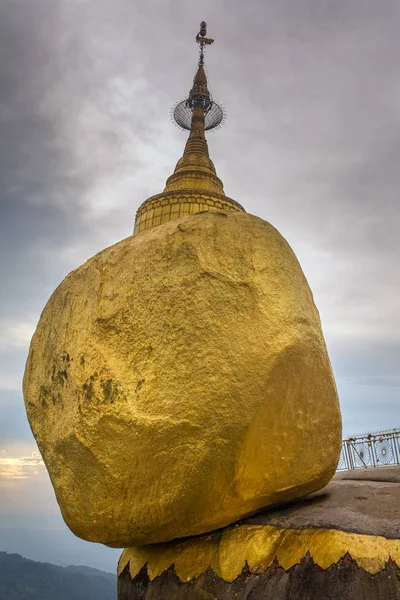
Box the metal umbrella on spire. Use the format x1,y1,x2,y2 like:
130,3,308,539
173,22,225,132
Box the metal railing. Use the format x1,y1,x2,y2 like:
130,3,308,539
337,428,400,470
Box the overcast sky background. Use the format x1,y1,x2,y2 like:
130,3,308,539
0,0,399,573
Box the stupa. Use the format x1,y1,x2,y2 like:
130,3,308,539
27,22,400,600
134,22,244,233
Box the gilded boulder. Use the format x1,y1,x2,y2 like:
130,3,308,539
23,211,342,546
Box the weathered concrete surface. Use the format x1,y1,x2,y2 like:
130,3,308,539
244,467,400,539
335,466,400,484
23,210,341,547
118,467,400,599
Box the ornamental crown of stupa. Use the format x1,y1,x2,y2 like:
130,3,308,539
134,22,245,233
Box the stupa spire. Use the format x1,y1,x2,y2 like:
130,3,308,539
163,55,224,196
134,22,244,233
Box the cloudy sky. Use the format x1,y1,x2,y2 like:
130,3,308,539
0,0,399,573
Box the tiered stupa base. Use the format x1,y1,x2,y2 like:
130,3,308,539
118,467,400,600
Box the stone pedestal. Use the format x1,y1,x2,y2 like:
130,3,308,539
118,467,400,599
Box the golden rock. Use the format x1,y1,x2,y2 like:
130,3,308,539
23,210,342,547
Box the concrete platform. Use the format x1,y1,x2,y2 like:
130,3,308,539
243,466,400,539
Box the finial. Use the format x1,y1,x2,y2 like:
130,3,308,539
173,22,224,132
196,21,214,67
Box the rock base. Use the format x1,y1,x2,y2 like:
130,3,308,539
118,555,400,600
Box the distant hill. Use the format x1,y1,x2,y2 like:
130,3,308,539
0,552,116,600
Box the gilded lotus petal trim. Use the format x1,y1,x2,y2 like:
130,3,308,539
118,525,400,583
